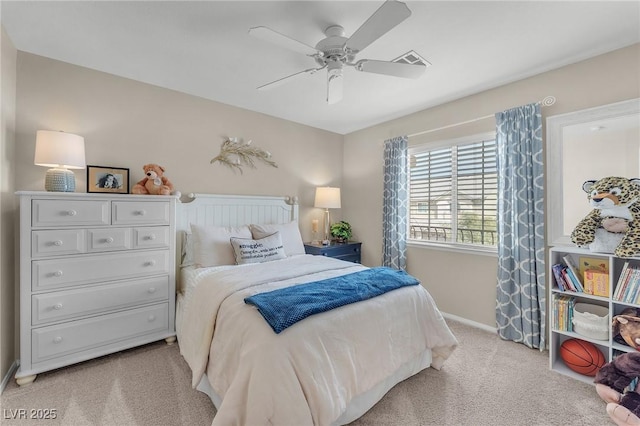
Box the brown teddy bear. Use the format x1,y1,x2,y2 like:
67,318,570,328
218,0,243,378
131,164,175,195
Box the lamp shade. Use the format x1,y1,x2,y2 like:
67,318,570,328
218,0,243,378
34,130,85,192
34,130,86,169
314,187,341,209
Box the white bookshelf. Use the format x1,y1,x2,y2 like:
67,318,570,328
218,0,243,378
548,246,640,384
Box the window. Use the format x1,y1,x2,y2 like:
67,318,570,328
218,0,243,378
409,134,497,248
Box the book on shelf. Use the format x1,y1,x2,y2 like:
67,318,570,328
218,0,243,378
552,263,567,291
579,256,609,295
562,255,584,292
584,269,609,297
561,269,577,292
613,262,640,302
623,269,640,303
551,263,577,292
614,262,630,300
579,256,609,277
552,294,575,332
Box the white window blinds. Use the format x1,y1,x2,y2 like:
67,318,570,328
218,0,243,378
409,137,497,247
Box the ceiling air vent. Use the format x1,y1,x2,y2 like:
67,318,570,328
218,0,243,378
393,50,431,67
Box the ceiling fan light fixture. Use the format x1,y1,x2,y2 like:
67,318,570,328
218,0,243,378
327,61,344,104
249,0,419,104
327,75,343,105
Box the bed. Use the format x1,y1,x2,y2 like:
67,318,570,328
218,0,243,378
175,193,458,425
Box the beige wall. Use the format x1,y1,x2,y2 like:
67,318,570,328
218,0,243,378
14,52,344,239
343,43,640,328
1,26,17,386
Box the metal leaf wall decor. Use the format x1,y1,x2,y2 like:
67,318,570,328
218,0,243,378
210,137,278,174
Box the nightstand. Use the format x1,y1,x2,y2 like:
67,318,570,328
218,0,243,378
304,241,362,263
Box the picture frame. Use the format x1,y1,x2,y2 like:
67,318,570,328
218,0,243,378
86,165,129,194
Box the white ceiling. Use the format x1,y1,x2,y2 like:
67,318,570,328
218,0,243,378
2,1,639,135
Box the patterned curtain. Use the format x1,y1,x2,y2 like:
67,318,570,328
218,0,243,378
495,103,546,350
382,136,408,270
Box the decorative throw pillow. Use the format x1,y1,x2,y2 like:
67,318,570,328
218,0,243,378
230,232,286,265
190,223,252,268
250,221,305,256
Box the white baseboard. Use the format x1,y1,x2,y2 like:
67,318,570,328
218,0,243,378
1,360,19,394
441,312,497,334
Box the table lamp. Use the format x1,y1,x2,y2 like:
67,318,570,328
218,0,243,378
314,186,341,245
34,130,86,192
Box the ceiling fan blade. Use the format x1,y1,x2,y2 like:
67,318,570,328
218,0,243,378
344,0,412,54
257,67,323,91
327,73,343,105
249,26,321,57
355,59,426,79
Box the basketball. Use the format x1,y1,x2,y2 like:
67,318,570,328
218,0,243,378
559,339,606,376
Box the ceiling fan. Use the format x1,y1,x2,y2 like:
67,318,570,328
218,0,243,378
248,0,426,104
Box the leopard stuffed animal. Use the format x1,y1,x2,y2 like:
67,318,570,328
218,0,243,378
570,176,640,258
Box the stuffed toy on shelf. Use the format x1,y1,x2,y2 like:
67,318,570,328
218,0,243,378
614,308,640,351
595,351,640,426
570,177,640,258
131,163,177,196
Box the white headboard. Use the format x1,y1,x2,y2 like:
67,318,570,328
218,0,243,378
177,193,299,232
175,193,299,287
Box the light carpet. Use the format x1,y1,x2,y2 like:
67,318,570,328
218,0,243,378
1,320,611,425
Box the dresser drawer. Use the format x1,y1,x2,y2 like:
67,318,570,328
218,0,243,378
112,201,170,225
324,244,361,257
32,199,110,227
31,229,86,257
32,276,170,325
32,304,168,363
133,226,170,249
87,227,132,252
32,250,170,291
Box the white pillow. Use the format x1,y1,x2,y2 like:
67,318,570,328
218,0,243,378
190,224,252,268
230,232,286,265
180,232,194,267
250,221,305,256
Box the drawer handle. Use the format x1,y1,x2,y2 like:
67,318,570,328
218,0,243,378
144,260,156,267
53,303,63,310
135,210,147,216
144,235,157,241
52,240,63,247
148,287,157,294
66,210,77,216
53,336,63,344
49,270,63,278
148,315,156,322
104,237,114,244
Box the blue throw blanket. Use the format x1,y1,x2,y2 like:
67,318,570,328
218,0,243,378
244,267,419,333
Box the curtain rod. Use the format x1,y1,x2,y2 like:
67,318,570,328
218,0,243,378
407,96,556,139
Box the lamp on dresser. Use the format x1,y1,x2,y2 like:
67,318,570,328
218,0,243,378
34,130,86,192
314,186,341,245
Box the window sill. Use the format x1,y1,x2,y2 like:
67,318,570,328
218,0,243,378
407,240,498,257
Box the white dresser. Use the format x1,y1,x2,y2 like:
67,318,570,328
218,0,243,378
15,191,177,385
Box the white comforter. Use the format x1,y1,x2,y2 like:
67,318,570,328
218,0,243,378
179,255,457,425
